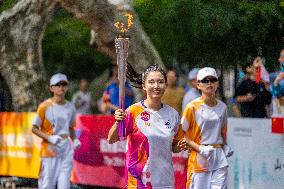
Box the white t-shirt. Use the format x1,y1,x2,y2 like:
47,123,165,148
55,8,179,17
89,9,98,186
33,100,76,136
182,88,200,112
272,98,284,117
72,91,92,114
32,99,76,157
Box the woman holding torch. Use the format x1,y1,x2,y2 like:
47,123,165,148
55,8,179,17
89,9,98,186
108,64,188,189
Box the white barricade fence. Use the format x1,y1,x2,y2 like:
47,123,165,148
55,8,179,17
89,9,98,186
228,118,284,189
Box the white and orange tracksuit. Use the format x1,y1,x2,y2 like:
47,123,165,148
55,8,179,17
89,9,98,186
33,98,76,189
181,97,228,189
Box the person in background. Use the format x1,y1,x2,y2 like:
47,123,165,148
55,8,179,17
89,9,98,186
182,67,233,189
270,72,284,116
253,56,270,90
108,64,188,189
237,65,246,82
268,49,284,117
72,78,93,114
229,97,242,118
100,65,135,114
234,58,272,118
182,68,200,112
270,49,284,87
161,68,185,116
32,73,81,189
229,64,245,118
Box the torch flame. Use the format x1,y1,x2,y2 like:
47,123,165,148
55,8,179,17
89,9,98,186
114,13,134,33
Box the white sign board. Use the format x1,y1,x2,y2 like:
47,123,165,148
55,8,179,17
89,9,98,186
228,118,284,189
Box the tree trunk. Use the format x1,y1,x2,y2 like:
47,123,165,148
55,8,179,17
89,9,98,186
0,0,57,111
0,0,164,111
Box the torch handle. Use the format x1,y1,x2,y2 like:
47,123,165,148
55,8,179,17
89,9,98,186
115,38,129,138
119,81,126,138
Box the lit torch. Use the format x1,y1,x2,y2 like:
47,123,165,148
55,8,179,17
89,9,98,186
114,12,133,138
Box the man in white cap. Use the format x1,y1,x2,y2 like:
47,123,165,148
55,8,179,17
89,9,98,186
182,68,200,112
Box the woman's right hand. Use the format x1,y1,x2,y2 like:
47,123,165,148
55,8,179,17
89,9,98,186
114,109,126,121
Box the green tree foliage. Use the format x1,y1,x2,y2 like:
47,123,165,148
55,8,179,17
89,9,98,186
134,0,284,71
2,0,284,75
42,8,112,80
0,0,16,13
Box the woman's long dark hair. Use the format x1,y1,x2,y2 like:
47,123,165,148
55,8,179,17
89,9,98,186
126,63,167,88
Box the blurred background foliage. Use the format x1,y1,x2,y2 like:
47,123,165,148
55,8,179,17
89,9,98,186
1,0,284,79
134,0,284,72
42,7,112,81
0,0,16,13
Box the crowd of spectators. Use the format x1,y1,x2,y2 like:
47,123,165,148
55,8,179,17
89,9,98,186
0,50,283,119
67,49,284,119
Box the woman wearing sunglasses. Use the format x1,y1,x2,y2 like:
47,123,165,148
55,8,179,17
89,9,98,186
181,67,233,189
32,73,81,189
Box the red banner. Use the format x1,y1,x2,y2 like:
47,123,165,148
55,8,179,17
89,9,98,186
71,115,187,189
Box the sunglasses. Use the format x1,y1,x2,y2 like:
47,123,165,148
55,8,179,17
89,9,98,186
199,78,218,84
53,82,68,87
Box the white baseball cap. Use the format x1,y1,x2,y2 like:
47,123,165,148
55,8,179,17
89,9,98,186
188,68,200,80
197,67,218,81
50,73,69,86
